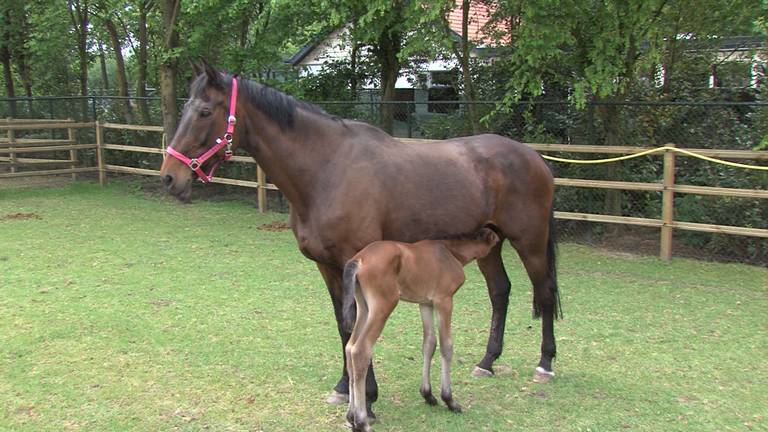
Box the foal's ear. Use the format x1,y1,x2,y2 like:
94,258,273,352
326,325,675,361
482,228,500,245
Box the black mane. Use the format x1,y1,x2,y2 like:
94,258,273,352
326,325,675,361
190,71,333,131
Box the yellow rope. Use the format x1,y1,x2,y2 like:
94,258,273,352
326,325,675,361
540,146,768,170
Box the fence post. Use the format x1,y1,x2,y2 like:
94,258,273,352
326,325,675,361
67,118,78,180
407,102,413,138
660,144,676,260
6,118,17,173
257,165,267,213
95,119,106,186
48,100,55,140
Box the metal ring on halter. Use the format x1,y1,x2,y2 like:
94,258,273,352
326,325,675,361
224,133,233,142
189,159,200,170
228,115,236,124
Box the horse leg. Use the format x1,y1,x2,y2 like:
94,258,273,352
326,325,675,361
435,298,461,412
510,234,558,383
419,304,438,405
474,240,511,377
316,264,379,409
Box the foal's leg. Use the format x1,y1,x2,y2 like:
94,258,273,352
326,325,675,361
346,288,369,427
317,264,378,407
474,240,511,376
349,304,392,432
435,298,461,412
419,304,438,405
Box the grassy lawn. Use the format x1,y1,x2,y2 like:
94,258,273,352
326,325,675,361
1,182,766,432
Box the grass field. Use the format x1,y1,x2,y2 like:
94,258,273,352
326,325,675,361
1,182,766,432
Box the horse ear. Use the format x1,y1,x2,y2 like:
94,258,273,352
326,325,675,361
200,58,222,88
189,58,204,77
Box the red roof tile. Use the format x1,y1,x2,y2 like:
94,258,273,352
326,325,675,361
447,0,509,45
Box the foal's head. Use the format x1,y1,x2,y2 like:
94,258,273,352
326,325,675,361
160,62,238,201
444,227,501,265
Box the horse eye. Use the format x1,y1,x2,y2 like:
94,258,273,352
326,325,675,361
200,108,212,118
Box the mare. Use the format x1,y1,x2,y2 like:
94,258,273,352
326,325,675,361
159,63,562,416
342,228,500,432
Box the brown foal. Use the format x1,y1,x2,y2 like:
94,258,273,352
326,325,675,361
341,228,500,432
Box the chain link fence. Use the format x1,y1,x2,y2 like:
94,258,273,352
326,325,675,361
1,96,766,265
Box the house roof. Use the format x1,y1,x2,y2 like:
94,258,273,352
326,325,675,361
287,1,508,66
286,41,320,66
446,0,506,45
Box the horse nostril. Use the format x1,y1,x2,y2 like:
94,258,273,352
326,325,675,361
161,174,174,188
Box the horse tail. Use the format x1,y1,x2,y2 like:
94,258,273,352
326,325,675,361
537,206,562,319
342,259,361,333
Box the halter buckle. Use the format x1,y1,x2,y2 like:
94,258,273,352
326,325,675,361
188,159,200,170
228,115,236,125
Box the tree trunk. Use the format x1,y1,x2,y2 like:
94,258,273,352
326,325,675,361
136,0,151,125
68,0,90,119
1,8,16,116
376,25,402,134
350,40,358,100
454,0,479,134
159,0,181,137
597,102,624,237
104,18,133,123
98,40,110,93
14,39,32,98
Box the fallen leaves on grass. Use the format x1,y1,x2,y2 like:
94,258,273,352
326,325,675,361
1,212,42,221
257,221,291,232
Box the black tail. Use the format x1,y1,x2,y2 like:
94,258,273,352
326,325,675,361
342,260,361,333
533,207,563,320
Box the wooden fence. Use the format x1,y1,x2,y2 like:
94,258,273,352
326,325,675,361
1,119,766,261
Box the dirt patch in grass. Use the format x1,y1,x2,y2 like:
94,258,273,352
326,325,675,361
257,221,291,232
1,212,42,221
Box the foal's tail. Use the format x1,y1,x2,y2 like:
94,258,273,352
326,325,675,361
342,259,361,333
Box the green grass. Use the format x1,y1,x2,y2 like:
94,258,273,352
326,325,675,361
1,182,766,432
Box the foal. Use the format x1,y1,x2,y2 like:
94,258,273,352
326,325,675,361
341,228,500,432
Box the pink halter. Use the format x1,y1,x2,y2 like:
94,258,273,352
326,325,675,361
166,76,238,183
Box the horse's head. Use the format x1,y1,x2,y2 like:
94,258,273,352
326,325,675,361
160,62,238,202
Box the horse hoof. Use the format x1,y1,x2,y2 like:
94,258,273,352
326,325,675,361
533,366,555,383
326,390,349,405
471,366,494,378
447,400,462,413
423,393,438,406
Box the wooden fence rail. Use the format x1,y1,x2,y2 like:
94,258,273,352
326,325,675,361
1,118,766,261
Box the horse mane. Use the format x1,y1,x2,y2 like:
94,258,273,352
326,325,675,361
190,70,336,131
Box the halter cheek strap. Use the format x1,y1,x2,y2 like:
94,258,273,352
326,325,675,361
166,76,238,183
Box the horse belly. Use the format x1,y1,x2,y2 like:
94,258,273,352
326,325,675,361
383,175,489,241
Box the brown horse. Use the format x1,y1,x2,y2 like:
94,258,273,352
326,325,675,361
159,63,562,415
342,228,500,432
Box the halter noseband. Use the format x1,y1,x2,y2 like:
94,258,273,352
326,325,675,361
166,76,238,183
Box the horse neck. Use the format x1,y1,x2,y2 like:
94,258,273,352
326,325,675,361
239,105,343,213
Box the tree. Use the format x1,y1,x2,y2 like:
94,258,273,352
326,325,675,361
486,0,759,225
67,0,91,118
158,0,180,136
93,0,134,122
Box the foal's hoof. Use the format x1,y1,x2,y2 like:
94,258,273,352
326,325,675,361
326,390,349,405
471,366,494,378
533,366,555,383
